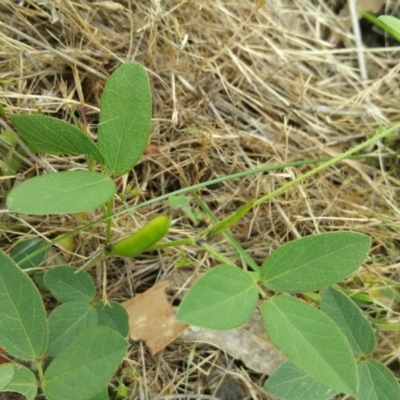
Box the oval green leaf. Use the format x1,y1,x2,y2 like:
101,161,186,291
264,360,338,400
98,62,152,176
0,250,48,360
358,359,400,400
378,16,400,41
10,114,104,164
262,295,357,395
88,386,109,400
10,238,47,271
47,301,98,356
261,232,371,292
321,287,375,356
43,326,128,400
95,301,129,337
177,265,259,330
7,170,116,215
0,363,15,390
44,266,95,303
1,364,37,400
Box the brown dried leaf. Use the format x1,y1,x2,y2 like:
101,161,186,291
179,314,285,374
122,281,188,354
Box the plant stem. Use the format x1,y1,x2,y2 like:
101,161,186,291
206,124,400,237
36,359,44,384
152,238,193,249
77,251,108,272
200,242,237,267
191,188,260,272
105,198,113,244
14,148,392,266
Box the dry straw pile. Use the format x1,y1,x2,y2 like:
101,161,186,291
1,0,400,398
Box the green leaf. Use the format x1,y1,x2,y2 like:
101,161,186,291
47,302,98,356
177,265,259,329
261,232,371,292
262,295,357,395
4,144,25,175
43,326,128,400
0,250,48,360
95,301,129,337
358,359,400,400
378,16,400,41
10,238,47,271
88,386,109,400
321,287,375,356
98,62,152,176
169,195,204,225
10,114,104,164
44,266,95,303
7,170,116,215
264,360,338,400
34,271,48,290
0,363,15,390
2,364,37,400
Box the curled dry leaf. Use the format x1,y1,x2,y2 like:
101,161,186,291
122,281,188,354
179,314,285,375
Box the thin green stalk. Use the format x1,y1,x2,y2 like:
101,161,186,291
207,124,399,237
105,198,113,244
36,359,45,384
152,238,193,249
191,188,260,272
14,146,387,266
372,322,400,331
17,155,339,265
77,251,108,272
199,243,237,267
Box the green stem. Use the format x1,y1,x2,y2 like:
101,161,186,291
14,148,389,266
200,243,237,267
152,238,193,249
36,359,45,384
207,125,400,237
77,251,108,272
105,198,113,244
191,187,260,272
372,322,400,331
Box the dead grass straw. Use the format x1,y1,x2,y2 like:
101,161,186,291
1,0,400,398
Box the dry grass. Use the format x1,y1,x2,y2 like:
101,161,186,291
1,0,400,399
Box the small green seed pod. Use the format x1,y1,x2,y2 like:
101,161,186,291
111,215,171,257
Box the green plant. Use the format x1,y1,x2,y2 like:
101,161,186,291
172,52,400,396
0,62,171,399
361,13,400,43
169,195,205,226
109,215,171,257
2,55,399,400
0,259,128,400
177,231,400,399
6,62,151,218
